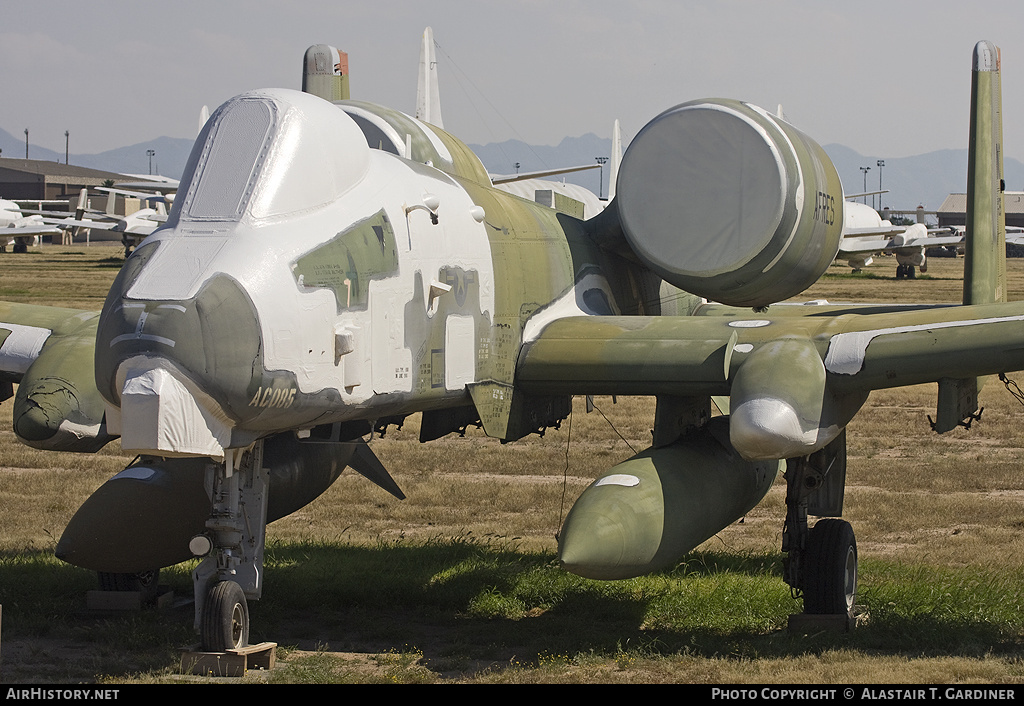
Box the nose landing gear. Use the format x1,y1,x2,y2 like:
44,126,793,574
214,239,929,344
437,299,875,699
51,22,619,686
191,441,268,653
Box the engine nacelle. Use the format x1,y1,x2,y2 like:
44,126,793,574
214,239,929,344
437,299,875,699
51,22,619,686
11,313,112,452
615,99,844,308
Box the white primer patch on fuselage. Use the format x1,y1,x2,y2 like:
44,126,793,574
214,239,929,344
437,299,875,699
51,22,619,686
127,237,228,301
411,116,454,164
253,150,494,405
521,273,620,344
445,314,476,390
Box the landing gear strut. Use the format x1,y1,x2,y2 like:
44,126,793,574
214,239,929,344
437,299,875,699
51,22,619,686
895,264,916,279
782,450,858,619
191,441,268,652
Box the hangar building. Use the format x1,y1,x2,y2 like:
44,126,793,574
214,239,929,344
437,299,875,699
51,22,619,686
936,192,1024,229
0,158,137,201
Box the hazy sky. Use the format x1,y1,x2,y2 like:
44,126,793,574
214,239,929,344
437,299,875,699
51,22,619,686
3,0,1023,162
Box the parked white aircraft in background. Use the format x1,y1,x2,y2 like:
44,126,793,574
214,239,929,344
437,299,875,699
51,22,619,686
838,199,965,278
0,199,62,252
28,188,170,254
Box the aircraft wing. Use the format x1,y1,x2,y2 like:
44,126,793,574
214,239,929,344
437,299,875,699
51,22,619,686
516,300,1024,460
42,212,161,236
838,234,964,257
934,224,1024,240
490,164,600,185
837,237,904,255
97,186,174,204
841,225,905,239
839,225,1023,265
3,223,64,237
42,216,119,231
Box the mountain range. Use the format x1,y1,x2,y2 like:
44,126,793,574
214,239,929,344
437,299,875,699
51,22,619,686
4,126,1018,215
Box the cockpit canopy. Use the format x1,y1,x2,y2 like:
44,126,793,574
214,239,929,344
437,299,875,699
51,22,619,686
173,88,371,225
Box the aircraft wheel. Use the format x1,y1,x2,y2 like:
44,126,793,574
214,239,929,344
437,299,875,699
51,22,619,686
907,265,916,279
895,265,905,279
12,239,28,254
97,569,160,604
201,580,249,652
802,519,857,616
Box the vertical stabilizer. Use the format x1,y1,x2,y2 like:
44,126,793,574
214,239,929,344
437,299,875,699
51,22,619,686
936,41,1004,433
198,105,210,136
75,188,88,219
416,27,444,128
608,119,622,201
963,40,1005,305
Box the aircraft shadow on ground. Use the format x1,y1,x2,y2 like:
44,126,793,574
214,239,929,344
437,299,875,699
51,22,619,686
0,543,1018,679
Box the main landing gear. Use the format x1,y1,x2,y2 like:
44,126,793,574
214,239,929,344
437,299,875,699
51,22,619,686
895,264,916,279
782,443,858,623
190,441,268,652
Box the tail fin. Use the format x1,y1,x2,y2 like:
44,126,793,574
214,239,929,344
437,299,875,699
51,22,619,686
416,27,443,128
104,189,118,217
608,119,622,201
198,105,210,136
963,40,1006,305
936,41,1005,433
74,188,88,219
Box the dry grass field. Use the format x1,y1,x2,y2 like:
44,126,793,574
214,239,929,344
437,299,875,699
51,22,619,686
3,246,1024,684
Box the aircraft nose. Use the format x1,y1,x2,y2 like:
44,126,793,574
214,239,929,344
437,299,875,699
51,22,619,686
95,260,266,455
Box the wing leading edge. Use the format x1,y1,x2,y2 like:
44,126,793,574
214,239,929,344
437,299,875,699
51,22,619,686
516,300,1024,460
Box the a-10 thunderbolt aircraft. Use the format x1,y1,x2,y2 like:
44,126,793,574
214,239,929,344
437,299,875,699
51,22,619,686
0,38,1019,652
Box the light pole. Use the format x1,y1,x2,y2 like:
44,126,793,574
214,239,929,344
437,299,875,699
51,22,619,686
65,130,69,165
859,166,871,203
24,129,29,159
595,156,609,199
876,159,885,211
147,149,156,175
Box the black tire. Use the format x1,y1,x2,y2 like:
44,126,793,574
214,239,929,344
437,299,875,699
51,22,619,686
97,569,160,604
803,519,857,616
895,265,905,279
907,265,916,279
202,580,249,652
